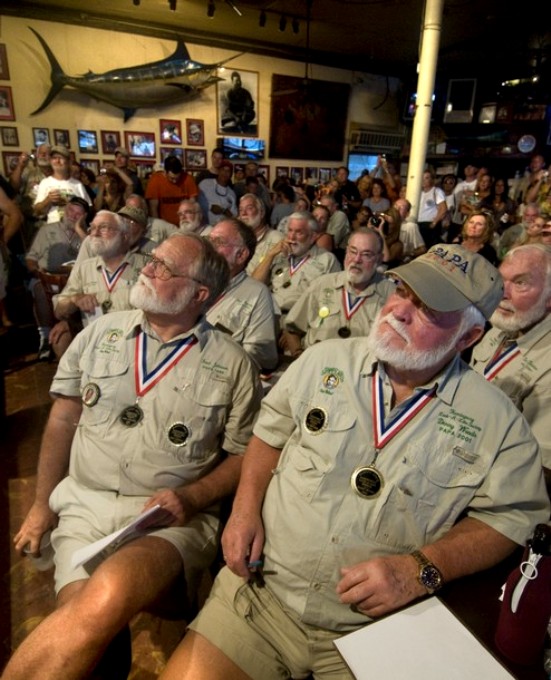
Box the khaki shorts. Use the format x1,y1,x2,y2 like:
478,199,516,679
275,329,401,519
50,477,219,594
189,566,354,680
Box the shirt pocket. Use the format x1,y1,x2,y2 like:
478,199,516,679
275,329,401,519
79,355,130,427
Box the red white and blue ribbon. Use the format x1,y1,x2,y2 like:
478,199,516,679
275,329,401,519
342,288,367,320
483,342,520,381
289,254,309,276
101,263,128,293
135,330,197,397
372,369,436,449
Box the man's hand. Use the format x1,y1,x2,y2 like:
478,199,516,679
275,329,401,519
143,488,196,527
73,293,99,313
336,554,425,618
13,502,57,557
220,509,265,579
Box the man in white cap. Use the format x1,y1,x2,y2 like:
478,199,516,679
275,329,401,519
160,243,549,680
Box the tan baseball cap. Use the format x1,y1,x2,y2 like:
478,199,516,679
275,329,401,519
118,205,148,228
50,145,70,159
114,146,130,158
386,244,503,320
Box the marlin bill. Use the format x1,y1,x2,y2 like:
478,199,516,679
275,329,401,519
29,27,240,121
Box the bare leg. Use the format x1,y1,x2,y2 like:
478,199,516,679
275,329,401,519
160,630,253,680
1,537,183,680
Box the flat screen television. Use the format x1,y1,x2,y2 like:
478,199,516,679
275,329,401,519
347,153,380,181
220,137,265,161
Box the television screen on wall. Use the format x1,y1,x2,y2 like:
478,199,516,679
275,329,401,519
221,137,265,161
347,153,380,181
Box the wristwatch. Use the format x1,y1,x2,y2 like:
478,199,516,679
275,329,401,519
411,550,443,594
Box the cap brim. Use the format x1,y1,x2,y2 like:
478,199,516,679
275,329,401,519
387,260,472,313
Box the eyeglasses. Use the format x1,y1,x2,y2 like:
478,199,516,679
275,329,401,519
346,246,378,261
90,223,119,235
143,254,203,283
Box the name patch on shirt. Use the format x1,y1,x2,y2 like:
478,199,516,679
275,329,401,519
437,407,481,444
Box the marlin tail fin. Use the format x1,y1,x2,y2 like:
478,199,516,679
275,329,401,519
29,26,67,115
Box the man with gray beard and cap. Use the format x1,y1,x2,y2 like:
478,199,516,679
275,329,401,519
176,199,211,236
49,210,147,358
471,243,551,482
3,233,262,680
159,243,548,680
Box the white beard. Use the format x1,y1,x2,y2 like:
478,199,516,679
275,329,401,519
130,274,196,315
490,296,549,334
89,234,123,259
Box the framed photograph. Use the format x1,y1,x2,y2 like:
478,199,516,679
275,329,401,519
443,78,477,124
275,166,289,180
185,118,204,147
1,125,18,147
258,164,270,186
33,127,50,147
0,45,9,80
53,129,70,147
184,148,207,170
217,69,258,136
134,160,156,176
78,129,98,154
160,147,183,163
319,167,332,184
125,131,156,158
2,150,20,175
290,167,304,185
160,119,182,145
0,85,14,121
305,167,318,183
80,159,99,176
100,130,121,155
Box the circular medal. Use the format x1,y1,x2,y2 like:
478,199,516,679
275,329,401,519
305,407,328,434
82,383,100,407
338,327,351,338
119,404,144,427
274,268,284,276
282,281,291,288
351,466,383,498
318,306,330,319
167,422,191,446
101,300,112,314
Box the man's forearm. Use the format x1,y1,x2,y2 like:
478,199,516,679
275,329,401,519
231,436,281,516
178,453,243,513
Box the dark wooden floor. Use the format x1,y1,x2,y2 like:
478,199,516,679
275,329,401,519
0,324,188,678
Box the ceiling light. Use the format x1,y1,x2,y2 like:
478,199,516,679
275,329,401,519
292,18,299,34
207,0,215,17
225,0,243,16
279,14,287,31
259,9,267,27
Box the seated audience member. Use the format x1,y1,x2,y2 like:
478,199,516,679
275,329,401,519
25,196,87,360
198,160,237,226
113,146,143,196
146,155,198,227
311,204,334,252
318,195,351,259
499,203,540,259
453,210,498,266
207,218,278,372
51,211,147,358
394,197,426,262
471,244,551,480
479,177,517,235
270,183,296,228
251,211,341,316
512,214,547,248
238,193,284,275
159,244,549,680
33,145,91,225
93,167,133,213
3,234,262,680
126,193,176,244
232,161,272,214
282,227,393,356
176,199,211,236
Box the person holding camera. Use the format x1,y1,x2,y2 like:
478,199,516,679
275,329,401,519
417,169,448,249
369,208,403,268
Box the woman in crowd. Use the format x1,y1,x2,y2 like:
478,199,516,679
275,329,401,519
454,209,498,265
94,169,131,212
480,176,517,234
362,178,390,214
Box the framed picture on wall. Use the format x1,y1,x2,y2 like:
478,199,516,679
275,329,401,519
319,167,332,184
185,119,204,147
134,160,156,177
160,147,184,163
78,129,98,154
80,159,100,176
290,167,303,185
184,148,207,170
125,131,155,158
217,69,258,136
53,129,70,147
33,127,50,147
1,126,18,146
275,166,289,180
2,150,20,175
100,130,120,155
258,164,270,186
0,45,10,80
0,85,14,121
160,119,182,145
305,167,318,183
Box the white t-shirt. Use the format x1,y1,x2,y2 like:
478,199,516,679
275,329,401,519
34,176,91,224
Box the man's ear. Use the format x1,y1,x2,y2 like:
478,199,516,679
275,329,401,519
456,325,485,353
236,247,250,269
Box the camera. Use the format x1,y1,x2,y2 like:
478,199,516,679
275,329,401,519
29,153,36,161
99,168,108,175
370,214,390,236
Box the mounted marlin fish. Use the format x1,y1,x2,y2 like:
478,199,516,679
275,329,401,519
29,27,240,122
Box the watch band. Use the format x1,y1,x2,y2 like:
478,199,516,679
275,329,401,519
411,549,443,593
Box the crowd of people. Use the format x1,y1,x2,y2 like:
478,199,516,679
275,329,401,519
0,142,550,679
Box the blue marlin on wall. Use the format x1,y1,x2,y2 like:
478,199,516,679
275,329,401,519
29,27,239,122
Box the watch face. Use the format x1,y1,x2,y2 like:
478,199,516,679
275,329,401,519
421,565,443,591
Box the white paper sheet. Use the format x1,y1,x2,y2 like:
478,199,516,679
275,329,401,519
334,598,515,680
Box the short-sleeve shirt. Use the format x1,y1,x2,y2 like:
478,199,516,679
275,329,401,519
253,343,549,631
26,222,82,272
246,227,284,276
145,172,199,226
34,176,92,224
